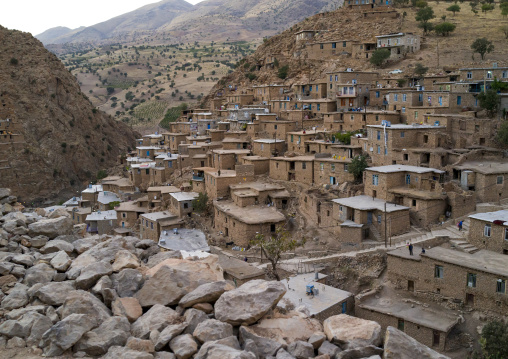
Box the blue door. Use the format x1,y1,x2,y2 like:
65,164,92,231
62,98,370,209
406,174,411,185
367,212,373,224
342,302,347,313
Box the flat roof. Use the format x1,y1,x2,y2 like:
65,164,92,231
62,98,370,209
158,229,209,252
469,210,508,225
97,191,121,205
214,201,285,224
454,160,508,175
366,165,444,174
253,139,285,144
147,186,181,194
230,182,286,192
86,210,117,221
272,156,315,162
287,129,328,135
281,274,353,317
62,197,81,207
332,195,409,212
170,192,199,202
217,254,265,279
358,295,459,332
114,201,148,213
82,185,103,193
367,124,445,130
376,32,414,38
388,187,447,200
141,211,177,221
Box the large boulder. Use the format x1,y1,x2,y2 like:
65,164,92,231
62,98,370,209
1,283,29,310
112,297,143,323
75,261,113,290
195,343,256,359
74,316,131,356
102,345,154,359
131,304,180,339
40,313,96,356
50,250,72,271
193,319,234,343
34,281,75,305
146,251,183,268
336,346,383,359
40,239,74,254
169,334,198,359
215,280,286,326
383,326,451,359
23,263,55,286
287,341,314,359
239,326,283,358
29,235,49,248
154,322,188,351
179,281,234,308
112,268,144,297
28,217,73,239
323,314,381,350
112,249,140,272
60,290,112,323
136,259,222,307
26,313,53,346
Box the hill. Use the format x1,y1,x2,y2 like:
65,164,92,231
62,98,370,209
37,0,344,46
0,26,138,203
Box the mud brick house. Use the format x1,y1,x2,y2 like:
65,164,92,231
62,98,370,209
364,165,446,227
162,133,188,153
468,210,508,255
140,211,183,242
270,156,315,184
115,200,148,229
459,66,508,83
313,156,354,186
375,33,420,60
286,129,329,153
295,99,337,116
387,246,508,314
97,191,121,212
221,138,250,150
327,71,379,97
192,165,255,199
241,156,270,175
85,210,117,235
169,192,199,217
252,139,285,158
155,153,180,179
210,150,252,170
356,292,459,352
253,85,288,103
293,81,328,100
101,177,135,196
197,119,219,135
305,40,355,60
385,90,423,117
332,195,410,243
230,182,291,210
213,200,286,247
147,186,181,206
257,120,297,140
136,146,161,161
225,94,254,107
453,160,508,203
323,112,344,131
341,110,401,132
71,207,92,226
207,129,226,142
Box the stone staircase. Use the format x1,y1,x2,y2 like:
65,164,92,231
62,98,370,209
449,239,480,254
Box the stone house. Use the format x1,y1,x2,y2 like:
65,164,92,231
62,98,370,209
241,156,270,175
140,211,182,242
141,134,164,147
225,94,254,107
155,153,180,179
221,138,250,151
217,254,266,286
71,207,92,226
147,186,181,207
323,112,344,131
295,30,321,43
305,40,355,60
80,185,103,207
375,33,420,59
296,99,337,117
162,133,189,153
230,182,291,211
252,139,286,158
468,210,508,255
332,195,411,243
313,157,354,186
210,150,252,170
207,129,226,142
387,246,508,314
100,177,135,195
334,83,372,109
346,0,393,8
253,85,288,103
386,90,423,118
97,191,121,212
197,119,219,135
453,160,508,203
341,110,401,132
257,120,297,140
85,210,117,235
115,200,148,229
270,156,315,184
169,192,199,217
269,99,294,116
286,130,329,153
327,71,379,98
192,165,255,199
136,146,161,161
293,81,328,100
459,66,508,82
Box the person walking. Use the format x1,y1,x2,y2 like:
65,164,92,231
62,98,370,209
408,243,414,256
458,221,463,231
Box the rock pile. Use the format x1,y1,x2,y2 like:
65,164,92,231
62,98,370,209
0,191,450,359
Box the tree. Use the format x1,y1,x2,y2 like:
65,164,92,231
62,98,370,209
192,192,209,214
370,49,391,67
416,7,436,34
481,3,494,13
471,38,494,60
447,4,461,15
502,7,508,18
480,321,508,359
478,89,500,117
349,155,369,183
335,132,353,145
108,201,121,210
278,65,289,79
106,87,115,95
470,1,479,15
434,22,457,36
251,226,306,281
97,169,108,180
414,63,429,78
497,121,508,145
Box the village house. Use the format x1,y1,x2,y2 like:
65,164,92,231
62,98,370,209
210,149,252,170
387,245,508,314
295,30,321,43
253,85,288,103
197,119,219,135
158,228,210,253
468,210,508,255
375,33,420,59
155,153,180,179
296,99,337,116
115,200,148,229
346,0,393,8
453,160,508,203
341,110,401,132
97,191,121,212
85,210,117,235
230,182,291,211
162,132,188,153
252,139,286,158
286,129,329,153
100,177,135,196
293,81,328,100
80,185,103,208
270,156,315,184
169,192,199,217
140,211,183,242
313,156,354,186
257,120,297,140
225,94,254,107
305,40,355,60
136,146,161,161
241,156,270,175
217,254,266,286
71,207,92,226
459,66,508,83
221,137,250,150
141,134,164,147
147,186,182,207
192,165,255,199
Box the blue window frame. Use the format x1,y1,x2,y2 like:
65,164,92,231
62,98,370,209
457,96,461,105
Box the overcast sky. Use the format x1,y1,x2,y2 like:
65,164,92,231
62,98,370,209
0,0,204,36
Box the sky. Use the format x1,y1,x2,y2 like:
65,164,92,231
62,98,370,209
0,0,204,36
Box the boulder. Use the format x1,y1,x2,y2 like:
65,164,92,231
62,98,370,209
11,254,34,267
154,353,176,359
6,336,25,349
195,342,256,359
193,319,234,343
1,283,29,310
112,297,143,323
215,280,287,326
40,313,96,356
323,314,381,350
60,290,111,323
75,261,113,290
112,249,140,272
383,326,451,359
154,322,188,351
336,346,383,359
73,236,100,254
318,341,341,357
23,263,55,286
131,304,180,339
29,235,49,248
276,349,296,359
309,332,326,349
126,336,155,353
102,346,154,359
0,274,17,288
146,251,183,267
169,334,198,359
136,259,221,307
183,308,209,335
0,320,30,339
40,239,74,254
112,268,144,297
28,217,73,239
47,208,70,219
50,250,72,271
193,302,214,313
74,316,131,356
34,281,75,305
0,188,11,200
179,281,234,308
0,261,14,275
239,326,283,357
287,341,314,359
26,313,53,346
5,305,46,320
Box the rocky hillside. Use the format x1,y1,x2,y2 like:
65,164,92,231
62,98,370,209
37,0,345,46
0,26,138,203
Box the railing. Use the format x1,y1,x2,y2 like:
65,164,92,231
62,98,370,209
192,176,204,181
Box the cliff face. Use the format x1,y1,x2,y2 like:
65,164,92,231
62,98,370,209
0,26,138,203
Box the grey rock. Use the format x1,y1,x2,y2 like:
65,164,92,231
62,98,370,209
383,326,450,359
154,322,188,351
183,308,208,334
179,281,233,308
46,305,60,323
11,254,34,267
112,268,144,297
112,249,140,272
5,305,46,320
102,346,154,359
276,349,296,359
34,281,75,305
243,339,259,358
309,333,326,349
318,341,342,357
28,217,73,239
40,313,96,356
72,236,100,254
29,235,49,248
169,334,198,359
74,316,131,356
10,263,26,278
193,319,234,343
215,280,286,326
0,261,14,275
26,313,52,346
0,188,11,200
75,261,113,290
146,251,182,268
111,297,143,323
323,314,381,350
135,239,156,249
102,288,118,307
131,304,180,339
196,341,257,359
60,290,111,323
287,341,314,359
1,283,29,310
126,336,155,353
23,263,55,286
239,326,283,358
50,250,72,271
91,275,113,296
154,353,176,359
6,336,25,349
139,246,160,262
0,320,30,338
40,239,74,254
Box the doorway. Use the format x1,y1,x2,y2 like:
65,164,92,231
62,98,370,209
408,280,415,292
466,293,475,306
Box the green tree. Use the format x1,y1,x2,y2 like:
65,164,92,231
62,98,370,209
414,63,429,78
251,226,306,281
447,4,461,15
349,155,369,183
10,58,18,65
335,132,353,145
480,321,508,359
108,201,121,210
502,7,508,18
497,121,508,145
434,22,457,36
471,38,494,60
478,89,500,117
97,169,108,180
481,3,494,13
370,48,391,67
106,87,115,95
416,7,436,34
278,65,290,79
192,192,209,214
470,1,479,15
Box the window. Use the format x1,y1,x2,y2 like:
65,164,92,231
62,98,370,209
402,107,406,113
394,94,398,101
332,43,337,49
291,135,294,143
122,213,126,218
335,75,338,81
484,224,491,237
309,85,313,92
438,96,443,106
418,93,423,102
503,71,508,79
377,131,381,140
320,163,324,171
343,41,347,47
402,94,407,102
457,96,462,105
168,161,173,168
405,174,411,185
372,174,379,185
497,176,503,184
412,199,416,207
414,111,418,120
344,164,348,172
496,279,506,294
487,71,492,79
341,302,347,313
398,319,405,331
467,273,477,288
467,72,472,79
302,162,306,169
400,132,405,138
384,147,388,155
331,164,335,172
317,104,321,111
350,114,354,121
320,44,324,49
376,91,380,98
435,265,444,279
349,86,354,94
316,85,319,91
378,215,382,224
377,145,381,154
330,75,333,81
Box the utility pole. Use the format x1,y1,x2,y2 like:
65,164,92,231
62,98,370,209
436,39,439,68
384,201,387,248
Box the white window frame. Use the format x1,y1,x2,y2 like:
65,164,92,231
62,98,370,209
484,224,492,237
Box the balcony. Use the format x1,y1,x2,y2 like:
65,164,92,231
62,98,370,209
192,175,204,181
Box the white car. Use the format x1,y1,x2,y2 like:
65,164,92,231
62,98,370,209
389,69,403,74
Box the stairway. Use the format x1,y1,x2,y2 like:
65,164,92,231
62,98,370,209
369,225,382,242
449,239,480,254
